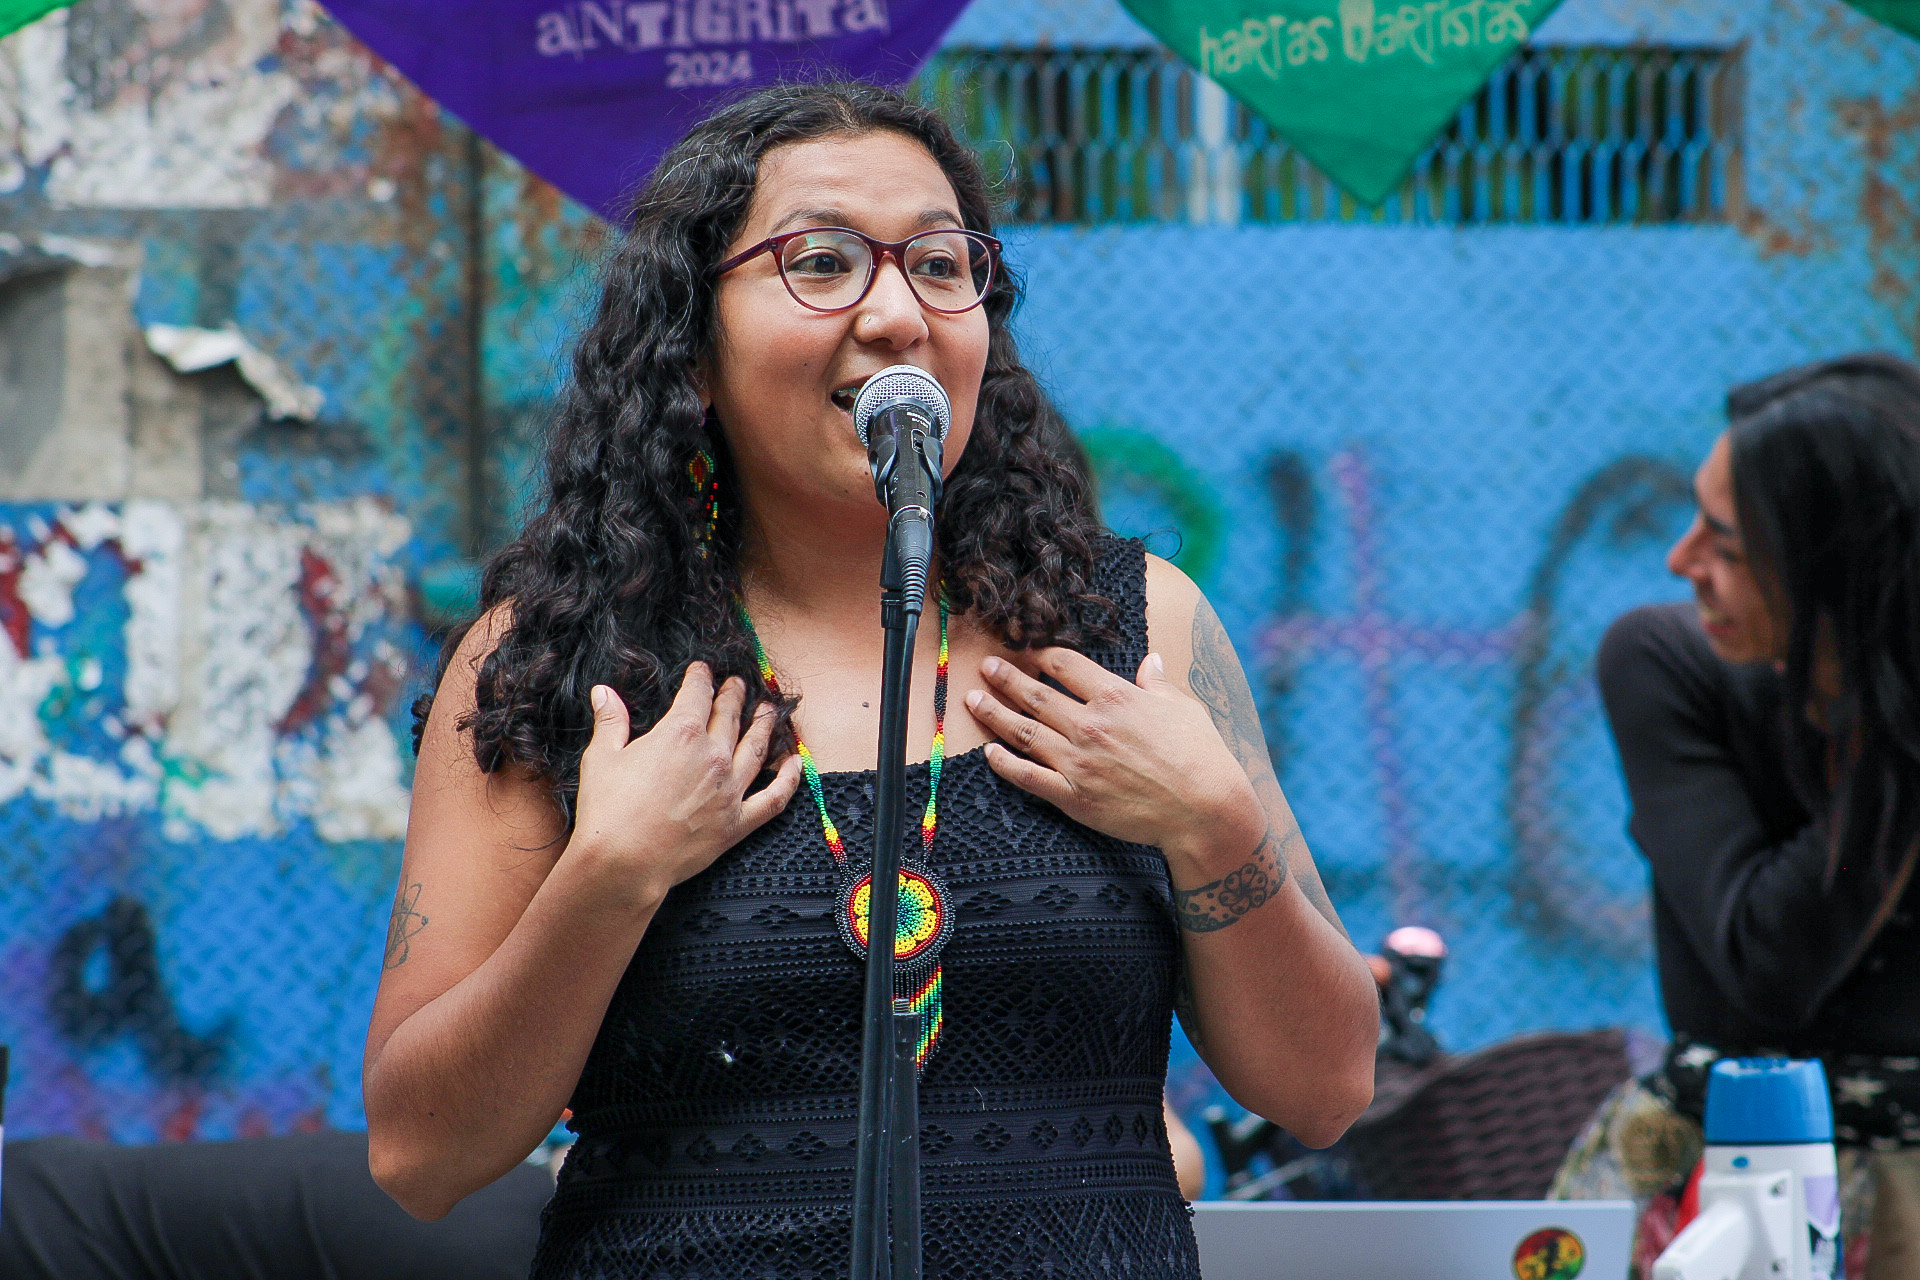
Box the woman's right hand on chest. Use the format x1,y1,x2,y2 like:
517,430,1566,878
570,663,802,902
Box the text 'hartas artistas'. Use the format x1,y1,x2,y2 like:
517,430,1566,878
1200,0,1535,81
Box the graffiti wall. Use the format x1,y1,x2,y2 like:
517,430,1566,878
2,0,1918,1158
0,499,413,1138
0,0,454,1140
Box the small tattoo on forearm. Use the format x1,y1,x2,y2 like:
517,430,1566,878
1174,829,1287,933
384,881,428,969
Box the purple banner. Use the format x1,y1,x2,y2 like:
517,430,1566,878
319,0,973,220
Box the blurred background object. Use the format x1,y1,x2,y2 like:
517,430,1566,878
1207,927,1636,1203
0,1129,553,1279
1376,925,1447,1069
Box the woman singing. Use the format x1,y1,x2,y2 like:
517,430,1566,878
363,81,1377,1278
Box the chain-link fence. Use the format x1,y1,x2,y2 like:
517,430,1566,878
1,0,1917,1161
904,39,1753,1124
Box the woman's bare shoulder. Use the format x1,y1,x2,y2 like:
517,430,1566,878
413,601,555,828
420,603,512,750
1142,552,1209,679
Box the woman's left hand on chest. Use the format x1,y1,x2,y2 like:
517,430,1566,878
966,648,1263,852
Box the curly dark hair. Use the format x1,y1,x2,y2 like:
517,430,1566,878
416,80,1110,823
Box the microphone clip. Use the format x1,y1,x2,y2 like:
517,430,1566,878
868,405,945,513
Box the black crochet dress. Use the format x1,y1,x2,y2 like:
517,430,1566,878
531,537,1199,1279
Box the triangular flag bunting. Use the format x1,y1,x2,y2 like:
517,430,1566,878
1842,1,1920,42
318,0,974,221
0,0,77,42
1116,0,1567,206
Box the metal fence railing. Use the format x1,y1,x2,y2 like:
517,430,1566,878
913,44,1742,225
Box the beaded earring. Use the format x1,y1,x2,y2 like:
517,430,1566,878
688,448,719,550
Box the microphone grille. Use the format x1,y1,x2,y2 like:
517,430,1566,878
852,365,951,448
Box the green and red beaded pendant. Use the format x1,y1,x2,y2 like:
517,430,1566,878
739,601,955,1072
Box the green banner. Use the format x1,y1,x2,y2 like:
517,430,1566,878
0,0,74,41
1844,0,1920,41
1118,0,1565,205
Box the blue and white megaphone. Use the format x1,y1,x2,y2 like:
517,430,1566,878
1652,1058,1841,1280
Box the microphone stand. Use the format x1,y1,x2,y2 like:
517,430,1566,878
849,508,930,1280
849,371,945,1280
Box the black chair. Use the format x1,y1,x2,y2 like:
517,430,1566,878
1341,1028,1632,1200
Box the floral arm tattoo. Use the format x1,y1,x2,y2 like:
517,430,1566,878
1187,597,1349,939
1174,827,1289,933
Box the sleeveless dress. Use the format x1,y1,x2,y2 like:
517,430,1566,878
531,537,1200,1279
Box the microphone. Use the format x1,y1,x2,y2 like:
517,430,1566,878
853,365,950,613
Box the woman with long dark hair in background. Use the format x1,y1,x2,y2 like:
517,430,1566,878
361,81,1377,1278
1556,354,1920,1278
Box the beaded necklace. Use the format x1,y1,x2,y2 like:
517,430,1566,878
738,601,953,1071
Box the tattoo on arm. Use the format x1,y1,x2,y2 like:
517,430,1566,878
1188,598,1269,771
1186,598,1350,939
383,881,429,970
1174,828,1289,933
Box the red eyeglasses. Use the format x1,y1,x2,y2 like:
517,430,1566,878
714,225,1001,315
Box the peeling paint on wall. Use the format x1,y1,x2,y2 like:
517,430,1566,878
0,499,410,840
0,496,413,1140
25,2,293,207
0,0,403,208
0,11,74,191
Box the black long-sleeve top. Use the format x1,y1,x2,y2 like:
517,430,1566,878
1598,603,1920,1056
